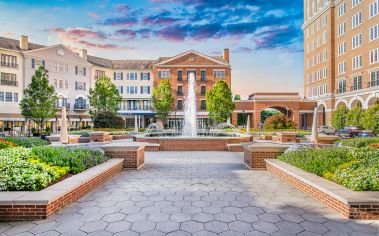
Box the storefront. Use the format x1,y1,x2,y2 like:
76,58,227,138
0,113,26,134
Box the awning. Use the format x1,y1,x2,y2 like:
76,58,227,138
69,115,81,122
0,113,25,121
80,115,92,122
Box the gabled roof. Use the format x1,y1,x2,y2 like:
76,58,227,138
87,55,155,70
87,55,113,68
0,36,44,51
154,50,230,66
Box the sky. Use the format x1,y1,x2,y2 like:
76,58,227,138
0,0,304,99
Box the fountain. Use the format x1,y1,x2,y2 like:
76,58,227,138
182,72,198,137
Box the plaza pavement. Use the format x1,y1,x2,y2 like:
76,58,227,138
0,151,378,236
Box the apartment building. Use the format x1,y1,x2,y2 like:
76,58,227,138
88,56,155,128
153,50,231,128
303,0,379,125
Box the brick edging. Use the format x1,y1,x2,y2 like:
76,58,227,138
266,160,379,220
0,160,123,221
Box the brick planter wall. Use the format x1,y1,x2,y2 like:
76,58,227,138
266,160,379,220
89,132,112,142
277,133,297,143
243,148,285,169
227,144,244,152
112,134,133,140
105,148,145,169
0,159,123,221
145,145,160,152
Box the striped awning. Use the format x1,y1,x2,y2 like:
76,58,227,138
0,113,25,121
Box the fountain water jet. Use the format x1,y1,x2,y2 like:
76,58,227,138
182,72,198,137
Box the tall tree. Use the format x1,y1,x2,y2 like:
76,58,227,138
88,76,122,116
206,80,235,123
233,94,241,100
346,106,363,126
20,66,57,132
152,79,175,126
362,104,379,133
331,105,348,129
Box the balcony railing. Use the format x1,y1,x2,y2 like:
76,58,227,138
351,85,362,91
0,79,18,86
336,88,346,94
0,62,18,69
368,80,379,88
56,103,70,109
74,103,89,111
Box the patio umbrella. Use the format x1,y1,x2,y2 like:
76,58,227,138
310,107,318,143
134,115,138,133
246,115,250,134
60,107,69,144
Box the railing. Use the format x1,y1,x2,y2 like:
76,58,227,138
56,103,70,109
368,80,379,88
74,104,89,110
0,79,18,86
0,62,18,69
335,88,346,94
351,85,362,91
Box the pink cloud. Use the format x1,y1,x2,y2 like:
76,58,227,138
88,12,100,19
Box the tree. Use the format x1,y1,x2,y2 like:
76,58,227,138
20,66,57,132
264,114,297,130
152,79,175,126
346,106,363,126
362,104,379,133
93,111,125,129
88,76,122,116
233,94,241,100
331,105,348,129
206,80,235,123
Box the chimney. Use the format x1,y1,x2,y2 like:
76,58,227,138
20,35,28,50
80,49,88,60
223,48,230,63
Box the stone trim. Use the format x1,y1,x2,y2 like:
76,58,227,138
0,159,123,221
266,159,379,220
227,143,244,152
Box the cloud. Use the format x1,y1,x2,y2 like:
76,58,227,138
76,40,125,50
115,29,137,39
141,10,179,25
102,17,138,26
115,4,129,12
232,47,254,53
49,27,108,40
88,12,100,19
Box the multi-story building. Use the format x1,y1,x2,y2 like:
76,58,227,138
88,55,155,128
303,0,379,125
153,49,231,128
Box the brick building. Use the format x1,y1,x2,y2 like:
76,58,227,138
153,49,231,128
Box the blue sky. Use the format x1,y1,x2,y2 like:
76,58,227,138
0,0,304,98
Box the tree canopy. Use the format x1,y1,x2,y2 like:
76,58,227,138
331,105,348,129
362,104,379,133
20,66,57,132
152,79,175,126
206,80,235,123
88,76,122,116
233,94,241,100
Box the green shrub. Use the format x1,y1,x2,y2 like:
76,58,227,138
0,147,32,160
94,111,124,129
264,114,297,130
68,131,90,137
340,137,379,148
3,137,48,148
0,139,16,149
31,146,108,174
278,147,351,177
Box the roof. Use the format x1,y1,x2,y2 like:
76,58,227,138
155,50,230,66
0,36,44,51
87,55,113,68
87,55,155,70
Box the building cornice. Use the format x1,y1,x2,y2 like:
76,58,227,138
302,2,334,30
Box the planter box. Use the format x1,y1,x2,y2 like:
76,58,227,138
101,141,147,169
0,159,123,221
265,159,379,220
277,132,297,143
243,142,290,169
89,132,112,142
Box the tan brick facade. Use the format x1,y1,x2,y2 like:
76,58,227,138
105,148,145,169
243,147,285,169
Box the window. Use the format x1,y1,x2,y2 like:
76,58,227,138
5,92,12,102
338,42,346,55
353,75,362,90
115,72,123,80
338,80,347,93
95,70,105,79
352,34,362,49
370,0,379,18
352,0,362,7
53,63,58,72
140,86,150,94
201,70,206,81
0,92,3,102
141,72,150,81
31,58,45,69
323,67,328,79
116,86,123,94
127,86,138,94
126,73,137,80
338,3,346,17
75,66,86,76
143,100,151,110
213,69,226,79
75,82,86,91
370,48,379,64
370,69,379,87
59,80,64,89
338,62,346,74
0,72,17,86
338,23,346,36
177,100,183,110
352,12,362,29
352,55,362,69
370,24,379,41
323,49,328,61
201,85,206,95
200,100,206,110
13,93,18,102
158,69,170,79
65,80,68,89
177,86,183,95
177,70,183,81
1,54,17,68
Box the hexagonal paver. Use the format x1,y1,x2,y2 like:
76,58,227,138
275,221,304,234
167,230,191,236
258,213,281,223
102,213,125,222
56,221,84,233
156,221,180,233
170,213,192,223
80,220,108,233
243,207,264,215
29,221,59,234
300,221,329,234
131,220,156,233
180,220,204,233
139,230,165,236
192,213,214,223
215,213,237,223
105,221,132,233
229,221,254,233
220,231,244,236
193,230,218,236
236,213,259,223
147,213,170,222
125,212,148,222
223,207,243,214
279,213,304,223
202,206,222,214
204,221,229,233
252,221,278,234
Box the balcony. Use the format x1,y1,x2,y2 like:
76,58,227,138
350,85,362,91
336,88,346,94
0,79,18,87
368,80,379,88
74,103,89,111
0,62,18,69
56,103,70,109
